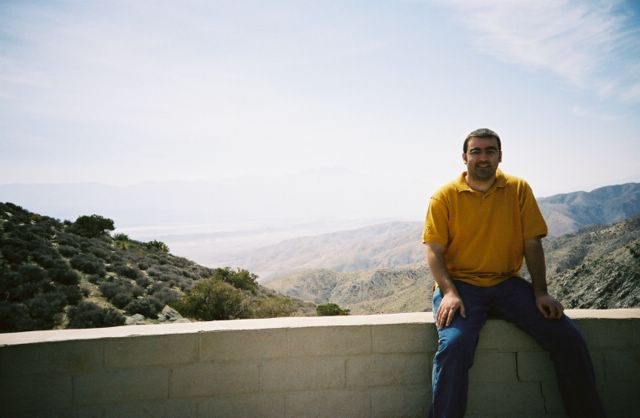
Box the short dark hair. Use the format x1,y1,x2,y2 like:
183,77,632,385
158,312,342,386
463,128,501,153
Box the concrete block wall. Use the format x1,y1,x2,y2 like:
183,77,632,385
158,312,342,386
0,309,638,418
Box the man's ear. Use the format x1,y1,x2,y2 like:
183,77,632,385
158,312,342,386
462,152,468,164
499,150,503,163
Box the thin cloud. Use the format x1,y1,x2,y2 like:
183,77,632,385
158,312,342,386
446,0,640,102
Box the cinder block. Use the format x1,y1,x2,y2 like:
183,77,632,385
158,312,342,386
261,357,345,392
170,361,259,398
600,380,638,417
0,340,103,376
287,326,371,357
200,329,288,361
604,349,640,381
0,374,72,415
469,351,517,383
370,384,429,418
575,318,640,349
103,399,197,418
346,354,428,387
105,334,198,368
540,380,566,415
74,368,169,405
517,351,555,382
372,323,434,354
285,389,369,418
199,393,285,418
477,320,540,351
466,381,545,416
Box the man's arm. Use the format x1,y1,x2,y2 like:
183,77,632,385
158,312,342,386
424,242,466,328
524,236,564,319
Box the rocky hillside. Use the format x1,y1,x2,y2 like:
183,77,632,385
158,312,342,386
545,216,640,308
266,265,433,315
0,202,314,333
267,216,640,313
539,182,640,236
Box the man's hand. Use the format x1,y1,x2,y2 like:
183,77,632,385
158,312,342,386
436,290,466,329
535,292,564,320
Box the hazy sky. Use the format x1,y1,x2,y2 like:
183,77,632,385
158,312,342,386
2,0,640,222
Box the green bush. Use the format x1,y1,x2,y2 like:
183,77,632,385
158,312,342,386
252,296,296,318
213,267,259,293
316,303,350,316
173,279,250,321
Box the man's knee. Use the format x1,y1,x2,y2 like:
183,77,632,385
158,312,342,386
437,327,479,359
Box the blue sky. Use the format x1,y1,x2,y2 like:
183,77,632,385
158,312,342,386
1,0,639,222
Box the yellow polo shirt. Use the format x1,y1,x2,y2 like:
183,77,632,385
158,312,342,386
422,170,548,287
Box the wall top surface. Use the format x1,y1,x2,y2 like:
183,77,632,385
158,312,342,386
1,309,638,347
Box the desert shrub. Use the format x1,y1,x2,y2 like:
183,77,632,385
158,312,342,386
135,275,151,288
173,279,250,321
67,301,125,329
56,232,81,247
125,296,161,318
62,285,83,305
212,267,258,293
0,238,29,265
57,244,79,257
0,301,33,332
15,264,50,299
144,240,170,253
99,279,134,303
113,233,129,241
148,283,180,306
111,292,134,309
87,274,103,284
26,291,67,329
70,253,105,275
316,303,350,316
252,296,296,318
50,263,81,285
113,263,142,280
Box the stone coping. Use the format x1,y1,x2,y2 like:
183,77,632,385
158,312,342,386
1,309,638,347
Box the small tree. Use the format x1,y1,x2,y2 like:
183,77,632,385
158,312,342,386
316,303,350,316
69,215,115,238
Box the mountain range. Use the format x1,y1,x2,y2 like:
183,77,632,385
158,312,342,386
225,183,640,280
266,215,640,314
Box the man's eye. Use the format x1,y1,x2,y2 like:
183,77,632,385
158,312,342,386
469,149,481,155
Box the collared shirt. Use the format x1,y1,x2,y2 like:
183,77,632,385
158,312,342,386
422,169,548,287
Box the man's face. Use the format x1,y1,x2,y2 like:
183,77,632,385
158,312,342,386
463,136,502,181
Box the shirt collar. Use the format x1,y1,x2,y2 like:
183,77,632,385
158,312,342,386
454,169,507,193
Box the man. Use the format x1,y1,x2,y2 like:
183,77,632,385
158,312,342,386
422,128,605,418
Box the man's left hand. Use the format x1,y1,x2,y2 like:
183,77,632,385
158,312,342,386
535,293,564,320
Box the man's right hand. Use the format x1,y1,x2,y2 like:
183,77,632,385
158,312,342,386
436,291,466,329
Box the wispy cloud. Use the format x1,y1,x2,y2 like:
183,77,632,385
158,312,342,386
445,0,640,102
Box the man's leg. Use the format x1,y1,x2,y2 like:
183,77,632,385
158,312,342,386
489,277,606,418
430,282,488,418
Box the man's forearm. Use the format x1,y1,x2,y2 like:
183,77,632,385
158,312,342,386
524,237,548,295
424,242,458,295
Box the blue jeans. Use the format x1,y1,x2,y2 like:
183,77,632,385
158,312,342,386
429,278,606,418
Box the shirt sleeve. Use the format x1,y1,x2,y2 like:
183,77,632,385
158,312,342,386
422,195,449,245
519,181,548,239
